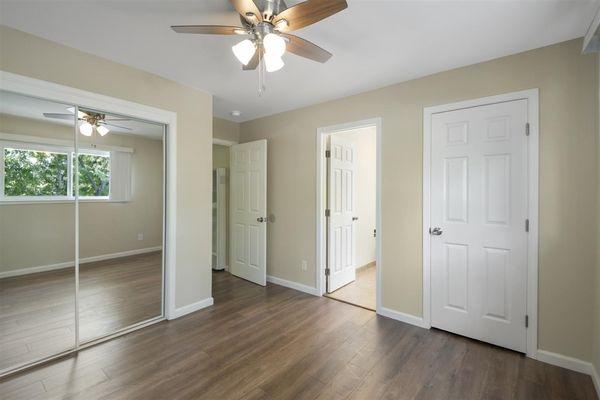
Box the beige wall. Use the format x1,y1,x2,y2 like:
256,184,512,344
0,26,213,309
334,127,377,268
0,114,163,273
214,117,240,143
240,39,598,361
213,144,230,169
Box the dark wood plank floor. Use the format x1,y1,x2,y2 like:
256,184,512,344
0,270,597,400
0,251,162,372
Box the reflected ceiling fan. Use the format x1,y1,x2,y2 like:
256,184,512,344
43,108,132,137
171,0,347,73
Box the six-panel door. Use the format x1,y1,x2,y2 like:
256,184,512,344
229,140,267,286
327,135,357,292
430,100,529,352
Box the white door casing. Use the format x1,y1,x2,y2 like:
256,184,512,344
430,99,528,352
327,135,357,292
229,140,267,286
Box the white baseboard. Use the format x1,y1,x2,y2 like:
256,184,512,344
169,297,214,319
536,349,595,375
267,275,319,296
378,307,429,329
0,246,162,278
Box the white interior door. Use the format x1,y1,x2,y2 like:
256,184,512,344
327,135,357,292
229,140,267,286
430,99,528,352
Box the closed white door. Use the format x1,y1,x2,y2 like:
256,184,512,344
327,135,357,292
430,99,528,352
229,140,267,286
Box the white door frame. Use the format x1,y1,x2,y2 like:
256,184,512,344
0,71,178,320
316,118,382,313
423,89,539,359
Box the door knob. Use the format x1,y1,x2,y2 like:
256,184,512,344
352,217,359,221
257,217,267,223
429,227,443,236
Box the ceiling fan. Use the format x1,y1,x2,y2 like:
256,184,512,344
43,108,132,137
171,0,348,73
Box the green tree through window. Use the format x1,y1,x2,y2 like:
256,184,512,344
76,153,110,197
4,148,68,196
3,147,110,198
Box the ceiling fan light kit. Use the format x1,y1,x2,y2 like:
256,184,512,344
43,108,134,137
172,0,347,93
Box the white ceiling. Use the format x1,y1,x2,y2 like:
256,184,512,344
0,90,165,139
1,0,598,122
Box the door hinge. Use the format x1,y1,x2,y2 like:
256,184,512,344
525,123,530,136
525,219,529,232
325,150,331,158
525,315,529,328
325,209,330,217
325,268,330,276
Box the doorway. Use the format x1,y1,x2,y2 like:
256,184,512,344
212,139,268,288
316,119,381,312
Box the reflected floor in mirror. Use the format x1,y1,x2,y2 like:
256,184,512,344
0,251,162,372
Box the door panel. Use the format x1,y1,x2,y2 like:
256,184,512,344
327,136,357,292
430,99,528,353
229,140,267,286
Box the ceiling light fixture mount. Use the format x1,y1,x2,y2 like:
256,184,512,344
171,0,347,94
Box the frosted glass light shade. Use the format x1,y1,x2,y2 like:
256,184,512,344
263,33,286,57
264,52,284,72
79,121,93,136
232,39,256,65
97,125,110,136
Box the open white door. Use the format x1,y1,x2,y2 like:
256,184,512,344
430,99,528,352
326,135,357,292
229,140,267,286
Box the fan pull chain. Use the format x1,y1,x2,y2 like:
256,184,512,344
258,44,266,97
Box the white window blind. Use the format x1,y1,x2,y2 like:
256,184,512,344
109,150,132,201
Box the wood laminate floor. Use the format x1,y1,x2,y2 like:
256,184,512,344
1,270,597,400
326,263,376,310
0,251,162,372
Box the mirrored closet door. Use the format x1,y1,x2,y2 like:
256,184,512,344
0,91,77,373
77,107,165,342
0,91,166,376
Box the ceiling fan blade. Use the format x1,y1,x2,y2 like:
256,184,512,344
273,0,347,32
43,113,75,120
281,34,332,63
230,0,262,24
171,25,246,35
243,47,262,70
99,121,133,131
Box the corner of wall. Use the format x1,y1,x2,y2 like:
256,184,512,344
213,117,240,143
